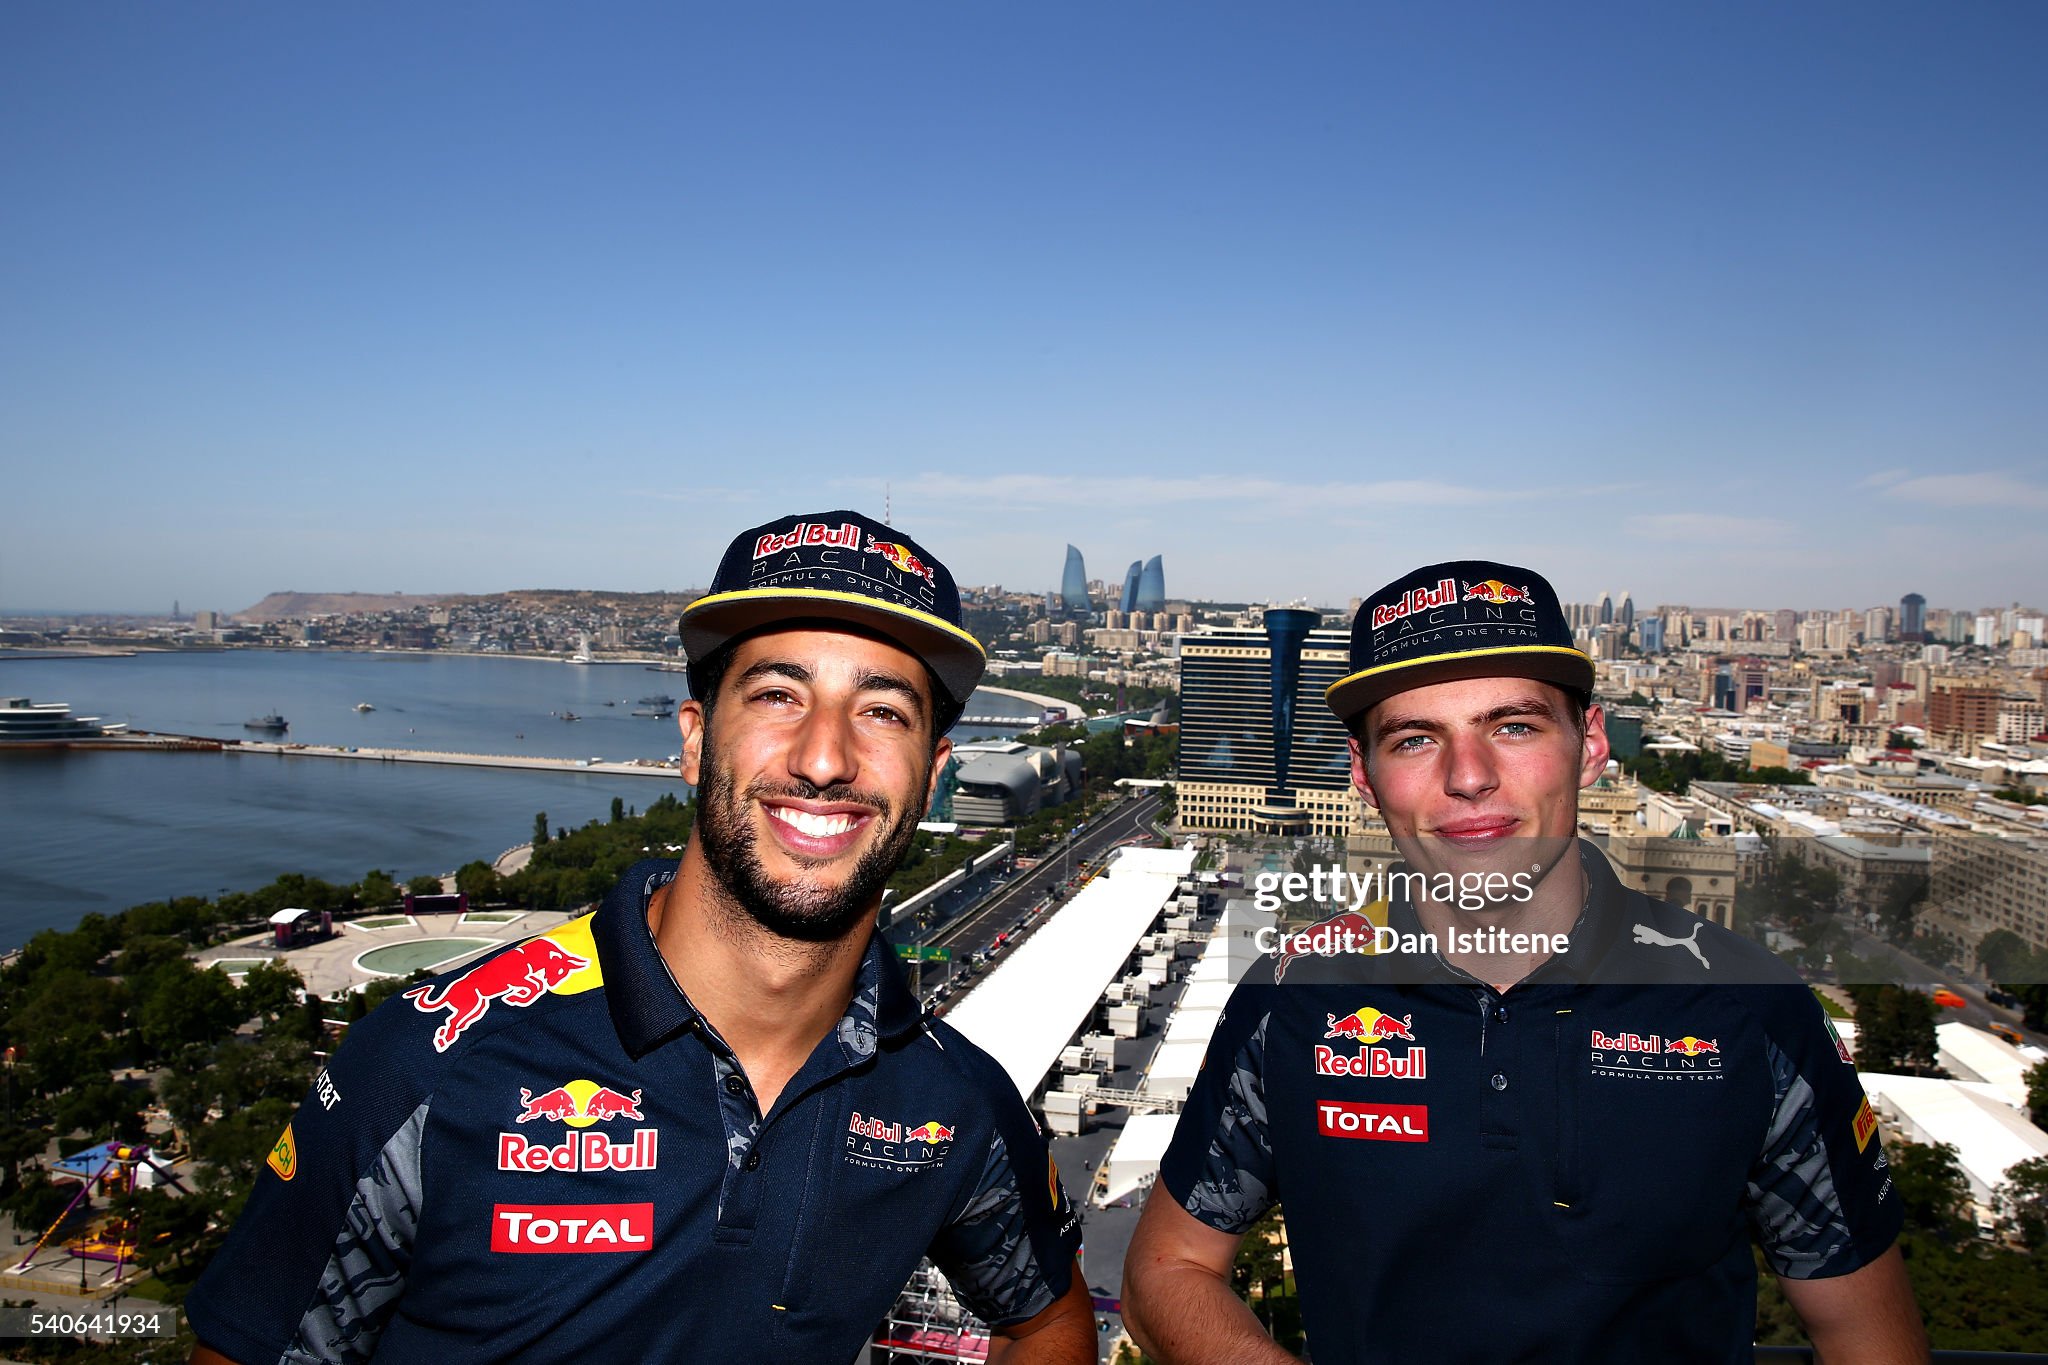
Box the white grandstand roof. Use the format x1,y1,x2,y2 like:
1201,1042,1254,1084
1935,1021,2040,1111
1859,1071,2048,1210
946,846,1195,1100
1100,1113,1180,1205
1143,1036,1212,1095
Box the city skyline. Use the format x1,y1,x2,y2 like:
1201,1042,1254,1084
5,5,2044,613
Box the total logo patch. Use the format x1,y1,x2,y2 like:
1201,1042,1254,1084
491,1202,653,1254
499,1079,659,1174
845,1111,955,1173
1316,1100,1429,1143
1315,1005,1427,1080
1589,1029,1726,1081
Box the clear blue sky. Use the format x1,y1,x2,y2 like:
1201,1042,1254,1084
4,3,2043,615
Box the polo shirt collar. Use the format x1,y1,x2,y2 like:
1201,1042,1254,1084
1380,839,1630,989
594,858,924,1061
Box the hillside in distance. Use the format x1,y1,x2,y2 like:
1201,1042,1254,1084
236,591,448,621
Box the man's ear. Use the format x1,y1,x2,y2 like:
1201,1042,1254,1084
1348,736,1380,810
925,737,953,809
1577,702,1611,790
678,700,707,788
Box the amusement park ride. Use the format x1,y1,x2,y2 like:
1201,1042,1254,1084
10,1140,187,1287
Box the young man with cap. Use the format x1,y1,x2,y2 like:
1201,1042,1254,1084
187,511,1094,1365
1123,562,1926,1364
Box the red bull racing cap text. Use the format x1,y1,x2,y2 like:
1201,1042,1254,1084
1325,558,1595,726
679,509,986,725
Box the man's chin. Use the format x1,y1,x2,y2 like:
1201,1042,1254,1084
1398,832,1576,890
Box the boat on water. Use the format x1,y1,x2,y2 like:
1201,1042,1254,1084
245,713,289,731
560,711,581,722
631,706,675,718
354,702,376,712
637,694,677,706
0,697,126,744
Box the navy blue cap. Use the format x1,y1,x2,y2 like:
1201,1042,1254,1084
1326,559,1594,724
680,510,986,710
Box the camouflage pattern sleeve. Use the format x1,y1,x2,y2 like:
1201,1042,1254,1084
1746,989,1903,1279
928,1126,1082,1326
1158,991,1277,1236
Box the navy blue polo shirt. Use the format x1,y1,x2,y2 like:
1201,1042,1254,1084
188,860,1081,1364
1160,844,1900,1365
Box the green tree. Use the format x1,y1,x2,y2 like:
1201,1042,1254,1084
1847,985,1940,1075
357,868,400,911
1998,1156,2048,1249
2027,1061,2048,1132
1889,1140,1972,1241
533,811,551,847
136,961,243,1058
610,796,625,823
406,874,444,897
455,860,501,903
236,959,306,1024
1875,873,1928,948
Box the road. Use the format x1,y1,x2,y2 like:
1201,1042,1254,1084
895,792,1166,1006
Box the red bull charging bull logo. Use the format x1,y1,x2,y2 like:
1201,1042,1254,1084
1315,1005,1427,1080
863,536,936,582
404,938,591,1052
846,1111,955,1173
1462,578,1532,605
500,1078,659,1174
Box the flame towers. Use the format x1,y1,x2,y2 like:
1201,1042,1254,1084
1060,545,1091,615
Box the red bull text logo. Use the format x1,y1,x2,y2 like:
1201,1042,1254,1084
1462,579,1531,605
848,1113,954,1144
1589,1029,1725,1079
1371,577,1460,630
846,1111,955,1172
753,521,862,558
490,1202,652,1254
500,1079,658,1173
864,536,936,582
1315,1099,1429,1142
1316,1006,1426,1079
404,939,590,1052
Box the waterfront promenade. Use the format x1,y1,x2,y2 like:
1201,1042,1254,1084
226,739,683,778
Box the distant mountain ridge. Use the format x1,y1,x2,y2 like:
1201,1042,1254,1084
234,588,706,621
235,591,448,621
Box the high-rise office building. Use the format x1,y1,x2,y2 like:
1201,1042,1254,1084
1060,545,1092,616
1134,556,1166,614
1119,561,1143,614
1899,593,1926,643
1598,592,1614,627
1177,618,1360,838
1637,615,1666,655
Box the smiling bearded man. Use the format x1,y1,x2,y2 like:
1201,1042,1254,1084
187,511,1095,1365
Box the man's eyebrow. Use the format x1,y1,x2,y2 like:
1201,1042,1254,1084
1478,697,1562,725
734,659,811,687
1374,712,1442,738
1375,695,1561,740
854,668,927,717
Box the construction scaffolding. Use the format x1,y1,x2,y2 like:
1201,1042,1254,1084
872,1260,991,1364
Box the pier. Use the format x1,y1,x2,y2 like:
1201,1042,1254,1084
226,740,685,778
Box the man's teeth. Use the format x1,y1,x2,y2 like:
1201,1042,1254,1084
770,807,857,838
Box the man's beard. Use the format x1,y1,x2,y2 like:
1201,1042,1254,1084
693,737,926,943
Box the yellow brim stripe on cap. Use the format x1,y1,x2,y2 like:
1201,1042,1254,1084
1324,644,1592,704
682,586,987,660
